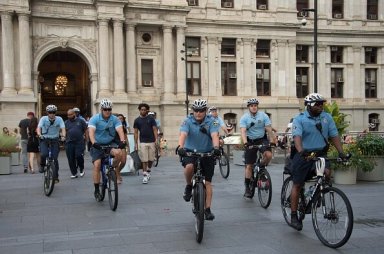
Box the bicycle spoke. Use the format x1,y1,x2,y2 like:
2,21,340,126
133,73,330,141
312,187,353,248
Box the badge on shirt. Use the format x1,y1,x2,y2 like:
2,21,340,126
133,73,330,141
213,121,219,126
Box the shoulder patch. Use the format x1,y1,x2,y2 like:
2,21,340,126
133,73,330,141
181,120,187,126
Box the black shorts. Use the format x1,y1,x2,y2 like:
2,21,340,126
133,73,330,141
244,139,271,165
90,142,117,163
291,153,330,185
181,156,215,182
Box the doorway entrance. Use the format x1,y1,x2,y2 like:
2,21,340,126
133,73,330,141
38,51,91,120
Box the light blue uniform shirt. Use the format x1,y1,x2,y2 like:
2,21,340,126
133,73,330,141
155,119,161,129
38,116,65,139
88,113,122,145
212,116,225,128
292,110,338,151
239,111,271,139
180,115,220,153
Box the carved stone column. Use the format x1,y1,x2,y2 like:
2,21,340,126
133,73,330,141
113,19,125,96
18,13,33,95
318,44,328,97
98,19,110,97
125,23,136,94
243,38,253,96
162,25,174,97
207,37,218,96
1,12,16,95
176,26,186,97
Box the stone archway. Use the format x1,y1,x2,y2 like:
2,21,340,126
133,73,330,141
37,50,91,120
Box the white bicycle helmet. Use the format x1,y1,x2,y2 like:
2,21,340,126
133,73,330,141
73,107,80,113
46,104,57,112
148,111,155,116
208,106,217,113
100,98,113,109
192,99,208,110
246,98,259,107
304,93,326,105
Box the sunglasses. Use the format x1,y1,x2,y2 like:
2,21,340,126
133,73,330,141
103,108,112,112
48,111,56,114
311,101,324,107
249,104,258,107
193,109,206,113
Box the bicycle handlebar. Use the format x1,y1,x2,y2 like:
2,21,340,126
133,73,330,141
183,151,214,158
99,145,119,150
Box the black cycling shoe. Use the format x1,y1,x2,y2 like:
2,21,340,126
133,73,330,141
205,208,215,221
290,214,303,231
39,166,45,173
183,185,192,202
94,191,102,201
243,186,252,199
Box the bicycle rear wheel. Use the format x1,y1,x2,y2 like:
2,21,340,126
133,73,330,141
257,168,272,208
281,176,306,225
108,168,119,211
194,182,205,243
154,147,160,167
43,163,55,197
312,186,353,248
219,152,230,179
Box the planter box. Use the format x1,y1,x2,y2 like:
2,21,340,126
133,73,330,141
233,150,245,166
0,156,11,175
11,152,20,166
333,168,357,185
357,156,384,181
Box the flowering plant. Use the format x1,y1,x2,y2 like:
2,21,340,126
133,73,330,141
328,143,374,172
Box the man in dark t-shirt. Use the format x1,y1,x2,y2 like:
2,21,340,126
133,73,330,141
133,103,158,184
65,109,88,178
18,112,34,173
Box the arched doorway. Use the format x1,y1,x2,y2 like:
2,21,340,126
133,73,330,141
38,51,91,120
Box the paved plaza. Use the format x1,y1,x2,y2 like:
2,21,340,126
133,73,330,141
0,152,383,254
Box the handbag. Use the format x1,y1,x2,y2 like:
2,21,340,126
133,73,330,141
130,150,143,170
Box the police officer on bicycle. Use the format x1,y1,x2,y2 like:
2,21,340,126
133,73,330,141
177,99,221,220
88,98,127,200
290,93,347,231
37,105,66,183
240,98,275,199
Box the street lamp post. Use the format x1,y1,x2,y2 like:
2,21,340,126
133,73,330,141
302,0,318,93
181,42,192,116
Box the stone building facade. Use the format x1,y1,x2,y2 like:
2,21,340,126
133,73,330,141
0,0,383,148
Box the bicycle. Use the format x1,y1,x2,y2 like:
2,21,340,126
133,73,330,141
281,154,354,248
154,133,163,167
245,144,273,208
42,138,59,197
183,151,214,243
95,145,119,211
216,136,230,179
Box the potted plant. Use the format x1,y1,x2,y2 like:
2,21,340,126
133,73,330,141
0,134,20,174
328,143,374,184
355,133,384,181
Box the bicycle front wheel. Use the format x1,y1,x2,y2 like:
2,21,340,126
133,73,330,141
108,169,118,211
257,168,272,208
194,182,205,243
219,153,230,179
43,163,55,197
312,186,353,248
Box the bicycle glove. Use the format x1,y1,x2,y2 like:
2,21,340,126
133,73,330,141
178,147,187,157
213,148,221,156
118,140,126,149
93,142,101,150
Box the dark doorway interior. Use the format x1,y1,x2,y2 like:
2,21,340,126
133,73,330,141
38,51,90,120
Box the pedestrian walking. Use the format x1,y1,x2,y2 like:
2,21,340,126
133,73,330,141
65,109,87,178
133,103,158,184
19,112,35,173
27,117,40,174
